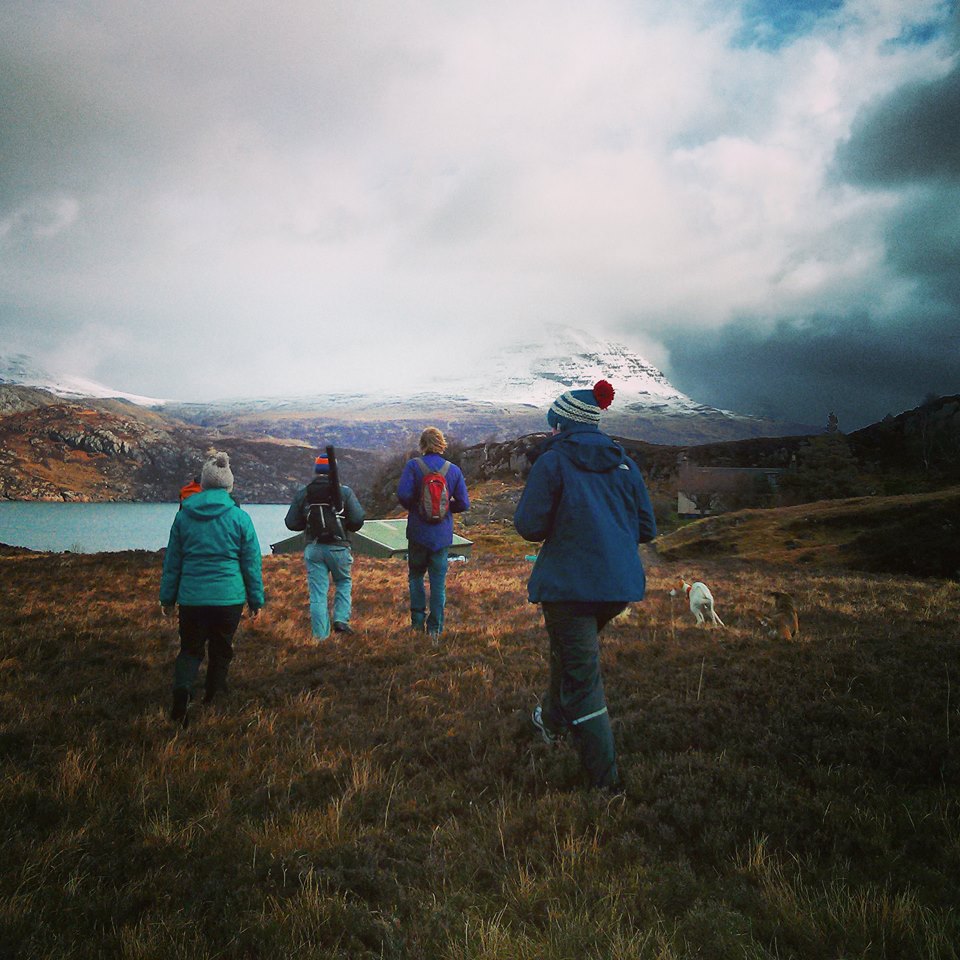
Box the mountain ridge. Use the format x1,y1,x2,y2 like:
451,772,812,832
1,328,817,448
1,386,957,505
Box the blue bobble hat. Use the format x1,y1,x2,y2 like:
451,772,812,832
547,380,615,430
314,456,330,474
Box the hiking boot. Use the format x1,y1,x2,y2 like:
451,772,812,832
532,704,562,745
333,621,353,635
170,689,190,729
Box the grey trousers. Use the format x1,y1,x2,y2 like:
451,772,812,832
540,601,626,790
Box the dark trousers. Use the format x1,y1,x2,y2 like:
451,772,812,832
541,601,626,790
172,604,244,698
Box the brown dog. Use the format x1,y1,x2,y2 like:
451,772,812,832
764,591,799,640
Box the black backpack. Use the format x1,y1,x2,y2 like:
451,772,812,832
304,478,346,543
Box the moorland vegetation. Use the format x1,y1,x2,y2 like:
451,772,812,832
2,510,958,958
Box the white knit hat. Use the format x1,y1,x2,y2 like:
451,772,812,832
201,451,234,491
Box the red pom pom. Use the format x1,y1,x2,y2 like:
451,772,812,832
593,379,615,410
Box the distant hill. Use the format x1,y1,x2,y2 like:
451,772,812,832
653,486,960,580
2,385,956,509
460,394,960,493
0,388,382,503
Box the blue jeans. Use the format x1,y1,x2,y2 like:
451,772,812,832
540,601,626,790
407,543,448,635
304,542,353,639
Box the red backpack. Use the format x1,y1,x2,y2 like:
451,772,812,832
415,457,451,523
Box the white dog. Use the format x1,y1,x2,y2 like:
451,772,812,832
670,577,725,627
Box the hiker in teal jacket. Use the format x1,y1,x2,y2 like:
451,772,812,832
514,381,657,790
160,451,264,727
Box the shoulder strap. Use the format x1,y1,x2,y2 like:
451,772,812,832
417,457,450,476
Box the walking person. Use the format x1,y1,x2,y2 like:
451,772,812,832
160,450,264,728
514,381,657,790
397,427,470,639
284,449,365,640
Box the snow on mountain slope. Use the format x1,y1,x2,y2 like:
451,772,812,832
1,328,813,446
2,328,695,413
0,354,166,406
434,324,727,415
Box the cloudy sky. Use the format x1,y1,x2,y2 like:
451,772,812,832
1,0,957,430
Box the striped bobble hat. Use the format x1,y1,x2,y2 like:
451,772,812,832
547,380,615,429
314,456,330,474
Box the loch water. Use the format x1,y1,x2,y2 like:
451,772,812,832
0,502,293,556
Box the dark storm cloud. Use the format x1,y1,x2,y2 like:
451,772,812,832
832,50,960,312
773,44,960,431
663,313,960,432
835,65,960,185
885,185,960,305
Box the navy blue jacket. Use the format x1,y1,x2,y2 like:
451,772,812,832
513,425,657,602
397,453,470,552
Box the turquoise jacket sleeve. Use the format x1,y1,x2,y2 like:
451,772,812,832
239,512,265,609
159,514,184,606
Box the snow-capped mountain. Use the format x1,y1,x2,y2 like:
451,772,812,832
434,324,724,414
0,353,166,406
0,331,815,447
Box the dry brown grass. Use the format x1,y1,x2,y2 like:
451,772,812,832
1,529,959,958
655,485,960,576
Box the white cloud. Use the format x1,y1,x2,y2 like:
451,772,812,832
0,0,956,419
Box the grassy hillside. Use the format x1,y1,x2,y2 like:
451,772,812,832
655,486,960,580
1,528,958,958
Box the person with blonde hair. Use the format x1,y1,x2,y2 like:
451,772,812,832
396,427,470,639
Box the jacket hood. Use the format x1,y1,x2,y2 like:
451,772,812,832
180,488,238,520
542,425,628,473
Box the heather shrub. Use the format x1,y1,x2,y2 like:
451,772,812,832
1,543,958,959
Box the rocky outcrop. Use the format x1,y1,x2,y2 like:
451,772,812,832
460,434,549,481
0,385,61,416
48,427,138,458
0,397,384,503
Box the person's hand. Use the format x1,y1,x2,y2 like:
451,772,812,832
160,604,176,618
249,607,261,620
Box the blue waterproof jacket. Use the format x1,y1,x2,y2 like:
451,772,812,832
513,425,657,602
159,489,265,608
397,453,470,552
